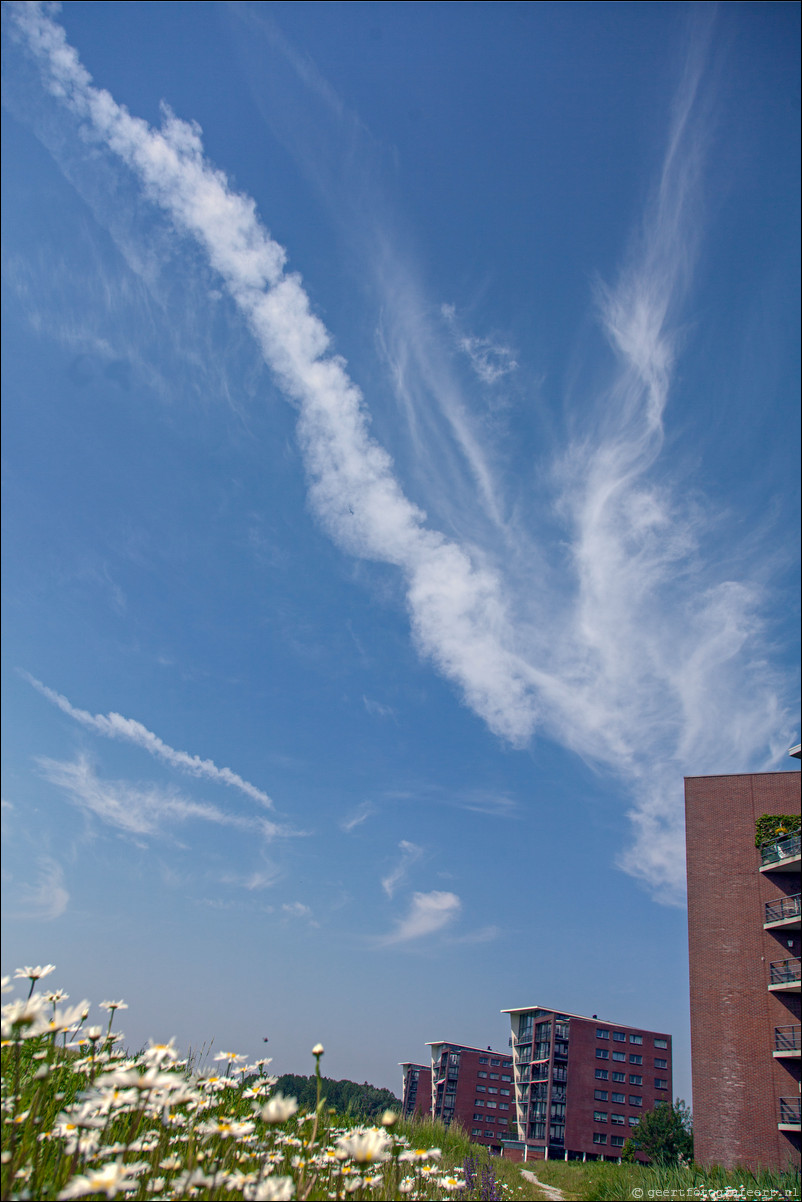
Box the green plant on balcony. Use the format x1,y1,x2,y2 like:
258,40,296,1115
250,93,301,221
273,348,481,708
754,814,801,848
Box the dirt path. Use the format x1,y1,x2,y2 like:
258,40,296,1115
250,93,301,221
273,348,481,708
520,1169,567,1202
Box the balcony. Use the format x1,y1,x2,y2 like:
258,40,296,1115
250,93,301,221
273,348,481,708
774,1026,801,1058
760,832,801,873
769,958,801,992
764,893,801,930
778,1098,801,1130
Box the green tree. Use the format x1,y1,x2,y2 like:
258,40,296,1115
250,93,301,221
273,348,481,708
623,1099,693,1164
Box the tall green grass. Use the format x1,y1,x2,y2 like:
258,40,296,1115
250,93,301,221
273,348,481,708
532,1156,801,1201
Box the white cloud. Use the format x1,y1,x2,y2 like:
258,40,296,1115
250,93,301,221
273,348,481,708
382,891,462,944
441,304,518,385
25,674,274,808
9,856,69,921
381,840,423,899
10,5,795,908
37,754,282,841
362,696,396,720
281,901,313,918
339,801,375,833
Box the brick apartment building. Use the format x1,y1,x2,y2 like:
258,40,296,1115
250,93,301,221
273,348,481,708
501,1005,672,1160
422,1042,516,1150
685,758,801,1171
400,1062,432,1119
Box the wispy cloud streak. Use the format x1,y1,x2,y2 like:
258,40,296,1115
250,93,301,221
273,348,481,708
25,674,274,808
441,304,518,386
381,840,423,898
38,754,280,840
9,856,69,921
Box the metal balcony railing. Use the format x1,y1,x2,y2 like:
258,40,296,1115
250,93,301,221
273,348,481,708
761,832,801,866
770,958,801,985
764,894,801,925
779,1098,801,1125
774,1026,801,1052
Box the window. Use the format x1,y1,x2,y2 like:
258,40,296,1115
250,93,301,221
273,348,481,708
611,1113,625,1125
596,1028,610,1039
484,1114,495,1122
474,1099,484,1107
473,1114,484,1121
629,1075,643,1085
499,1103,509,1110
611,1092,625,1104
479,1056,488,1064
490,1058,501,1066
500,1089,510,1096
593,1111,608,1123
449,1053,460,1064
612,1052,626,1062
477,1071,488,1078
628,1116,640,1127
629,1055,643,1065
554,1023,569,1040
613,1031,626,1042
612,1072,625,1083
595,1069,609,1080
655,1058,667,1069
484,1131,494,1138
488,1088,498,1094
629,1035,642,1045
489,1073,499,1080
501,1074,511,1082
476,1085,486,1093
629,1096,643,1107
472,1128,482,1136
654,1039,667,1049
529,1122,546,1140
593,1133,607,1145
596,1049,609,1059
611,1136,625,1148
594,1090,608,1101
487,1101,497,1108
655,1079,668,1090
502,1060,513,1068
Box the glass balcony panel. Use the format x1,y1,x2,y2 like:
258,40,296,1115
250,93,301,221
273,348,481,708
760,831,801,866
770,957,801,984
774,1025,801,1053
764,893,801,925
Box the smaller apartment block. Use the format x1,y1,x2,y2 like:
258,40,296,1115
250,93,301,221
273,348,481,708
400,1062,432,1119
427,1042,515,1151
502,1006,673,1160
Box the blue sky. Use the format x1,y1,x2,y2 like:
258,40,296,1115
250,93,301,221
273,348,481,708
2,1,799,1104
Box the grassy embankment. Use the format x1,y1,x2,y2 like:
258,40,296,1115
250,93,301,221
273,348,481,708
528,1154,800,1201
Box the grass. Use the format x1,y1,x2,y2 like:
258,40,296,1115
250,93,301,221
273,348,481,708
529,1156,801,1201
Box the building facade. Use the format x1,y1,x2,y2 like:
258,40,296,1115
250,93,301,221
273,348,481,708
685,764,801,1171
400,1062,432,1119
426,1042,515,1151
501,1006,673,1160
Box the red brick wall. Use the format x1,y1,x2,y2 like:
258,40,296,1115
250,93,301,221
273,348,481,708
565,1016,673,1158
685,771,801,1171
